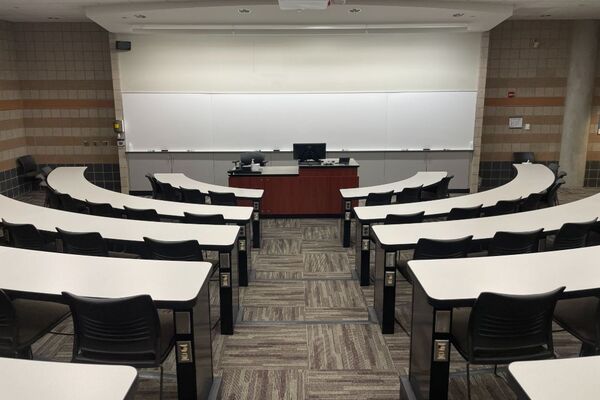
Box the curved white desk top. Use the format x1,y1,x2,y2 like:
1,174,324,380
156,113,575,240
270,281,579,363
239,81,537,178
0,358,138,400
355,163,554,221
408,245,600,306
340,171,447,200
508,356,600,400
373,192,600,248
155,173,264,199
0,195,240,249
0,246,212,306
48,167,252,222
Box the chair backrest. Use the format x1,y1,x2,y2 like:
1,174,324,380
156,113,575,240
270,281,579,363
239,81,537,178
384,211,425,225
208,191,237,206
553,219,598,251
467,287,564,363
488,229,543,256
86,201,121,218
180,188,206,204
1,219,46,251
396,186,422,204
62,292,161,366
365,190,394,207
44,186,61,209
0,289,18,356
123,206,160,222
446,205,482,221
57,228,108,257
413,235,473,260
519,193,544,212
513,152,535,163
547,162,559,177
184,212,226,225
145,174,161,199
545,178,565,207
556,171,567,179
156,182,181,202
16,155,37,174
435,175,454,199
56,193,86,213
483,198,521,217
143,237,203,261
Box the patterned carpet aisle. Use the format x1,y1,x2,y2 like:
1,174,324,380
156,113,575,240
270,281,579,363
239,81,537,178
20,188,595,399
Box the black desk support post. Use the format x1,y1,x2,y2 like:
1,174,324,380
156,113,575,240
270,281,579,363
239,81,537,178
374,246,397,334
237,223,250,287
219,244,239,335
355,221,371,286
252,200,261,249
342,199,352,248
174,278,213,400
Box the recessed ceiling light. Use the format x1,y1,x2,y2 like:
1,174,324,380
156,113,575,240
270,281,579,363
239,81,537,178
453,13,465,17
349,8,361,14
238,8,252,14
134,14,147,19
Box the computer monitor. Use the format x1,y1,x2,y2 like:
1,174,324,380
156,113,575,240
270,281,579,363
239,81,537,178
293,143,326,162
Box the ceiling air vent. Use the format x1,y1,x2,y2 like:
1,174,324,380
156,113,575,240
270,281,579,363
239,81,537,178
278,0,330,10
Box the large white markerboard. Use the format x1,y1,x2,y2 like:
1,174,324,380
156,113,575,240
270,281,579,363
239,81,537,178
122,92,476,152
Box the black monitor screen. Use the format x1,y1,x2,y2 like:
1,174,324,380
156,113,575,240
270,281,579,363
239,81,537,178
293,143,326,162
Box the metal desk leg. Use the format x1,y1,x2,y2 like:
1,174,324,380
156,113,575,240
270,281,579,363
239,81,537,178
219,246,239,335
406,282,451,400
174,278,213,399
342,199,352,248
238,224,249,287
355,221,371,286
374,246,396,334
252,200,261,249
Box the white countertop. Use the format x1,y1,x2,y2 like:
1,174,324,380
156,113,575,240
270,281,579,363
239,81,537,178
339,171,447,199
0,358,138,400
48,167,252,222
154,172,264,199
0,246,211,304
509,356,600,400
0,195,240,248
355,163,554,221
408,245,600,305
372,192,600,248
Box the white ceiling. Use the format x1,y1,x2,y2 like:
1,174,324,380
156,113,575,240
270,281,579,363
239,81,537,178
0,1,599,32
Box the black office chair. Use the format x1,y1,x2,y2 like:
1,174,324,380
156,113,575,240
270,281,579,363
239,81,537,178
482,198,521,217
543,178,565,207
123,206,160,222
16,155,40,184
519,193,544,212
145,174,162,200
554,295,600,356
395,186,422,204
180,187,206,204
85,201,122,219
2,219,55,251
446,205,482,221
208,191,237,206
365,191,394,207
0,289,70,359
57,228,109,257
421,175,454,201
184,212,226,225
451,287,564,400
62,292,174,398
384,211,425,225
156,182,181,202
56,193,88,213
487,229,543,256
44,186,61,209
549,220,597,251
143,237,204,261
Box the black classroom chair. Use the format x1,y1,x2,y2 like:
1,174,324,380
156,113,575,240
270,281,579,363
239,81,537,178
554,295,600,356
85,201,122,219
62,292,174,398
44,186,61,209
57,228,139,258
451,287,564,400
482,198,521,217
208,191,237,206
487,229,543,256
143,237,204,262
2,219,56,251
395,186,422,204
145,174,162,199
0,288,69,359
519,193,544,212
56,193,88,213
384,212,425,225
549,220,597,251
542,178,565,207
421,175,453,201
446,205,482,221
184,212,226,225
156,182,181,202
123,206,160,222
365,191,394,207
180,188,206,204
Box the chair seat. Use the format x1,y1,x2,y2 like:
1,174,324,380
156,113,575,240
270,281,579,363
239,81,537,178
451,307,553,364
12,299,70,348
554,296,600,346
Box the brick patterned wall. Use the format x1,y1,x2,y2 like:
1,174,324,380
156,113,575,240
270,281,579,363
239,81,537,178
585,40,600,186
0,20,119,196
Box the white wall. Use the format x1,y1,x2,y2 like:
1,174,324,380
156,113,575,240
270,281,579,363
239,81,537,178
116,32,482,92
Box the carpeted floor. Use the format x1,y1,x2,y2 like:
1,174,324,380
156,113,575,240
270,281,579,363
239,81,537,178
17,187,599,399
